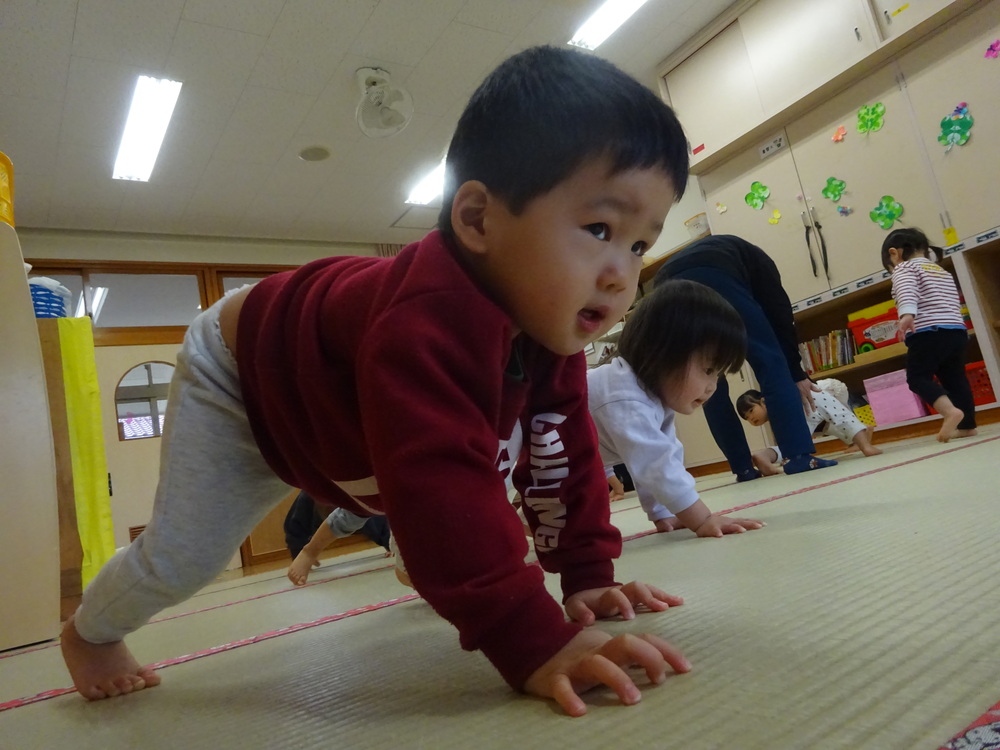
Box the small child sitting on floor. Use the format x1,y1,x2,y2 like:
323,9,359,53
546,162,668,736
737,379,881,475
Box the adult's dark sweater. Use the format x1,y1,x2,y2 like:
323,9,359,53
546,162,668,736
655,234,808,382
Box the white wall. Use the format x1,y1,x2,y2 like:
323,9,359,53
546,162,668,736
17,228,377,265
645,173,708,261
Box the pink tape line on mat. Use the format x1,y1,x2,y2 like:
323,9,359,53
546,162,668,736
0,560,398,660
4,435,996,710
0,594,419,713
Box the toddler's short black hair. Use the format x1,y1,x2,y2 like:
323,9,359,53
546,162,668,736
438,45,689,238
618,279,746,395
736,389,764,419
880,227,941,273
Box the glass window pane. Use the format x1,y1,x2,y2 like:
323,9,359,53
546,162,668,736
115,362,173,441
88,273,201,327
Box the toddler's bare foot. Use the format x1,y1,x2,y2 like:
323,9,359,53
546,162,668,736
955,428,978,439
394,567,413,588
936,407,964,443
861,444,883,456
61,615,160,700
287,550,320,586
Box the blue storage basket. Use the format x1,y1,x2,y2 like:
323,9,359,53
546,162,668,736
30,285,67,318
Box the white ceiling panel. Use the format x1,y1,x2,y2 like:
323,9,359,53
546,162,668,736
180,0,287,37
1,0,738,248
71,0,185,68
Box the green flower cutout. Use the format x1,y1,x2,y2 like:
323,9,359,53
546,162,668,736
857,102,886,133
869,195,904,229
744,181,770,210
821,177,847,202
938,102,973,151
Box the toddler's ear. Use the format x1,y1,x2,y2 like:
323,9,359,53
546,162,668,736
450,181,490,255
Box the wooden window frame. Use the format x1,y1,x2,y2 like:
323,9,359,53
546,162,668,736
25,258,298,346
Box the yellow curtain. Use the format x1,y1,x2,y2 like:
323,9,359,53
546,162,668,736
58,318,115,586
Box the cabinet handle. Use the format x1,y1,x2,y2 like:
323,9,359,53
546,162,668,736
802,211,819,277
884,10,892,24
810,207,831,282
855,26,862,41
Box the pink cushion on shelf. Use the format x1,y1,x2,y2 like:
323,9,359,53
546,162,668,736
865,382,928,425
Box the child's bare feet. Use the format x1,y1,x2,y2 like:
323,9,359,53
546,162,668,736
755,461,782,476
751,450,782,476
855,427,882,456
935,406,964,443
394,567,413,588
61,615,160,700
955,428,978,439
287,550,321,586
653,517,686,533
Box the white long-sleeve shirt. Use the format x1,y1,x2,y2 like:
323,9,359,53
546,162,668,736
587,358,699,522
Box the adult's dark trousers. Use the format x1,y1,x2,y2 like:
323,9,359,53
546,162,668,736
904,328,976,429
669,266,816,474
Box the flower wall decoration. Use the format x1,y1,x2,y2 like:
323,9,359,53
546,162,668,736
744,181,770,210
986,40,999,58
938,102,974,151
837,206,853,217
869,195,904,229
857,102,886,133
832,126,847,143
821,177,847,202
768,210,781,225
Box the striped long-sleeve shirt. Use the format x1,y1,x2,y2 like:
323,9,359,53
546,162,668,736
890,258,965,333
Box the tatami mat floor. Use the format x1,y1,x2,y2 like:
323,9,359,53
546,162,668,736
2,426,998,749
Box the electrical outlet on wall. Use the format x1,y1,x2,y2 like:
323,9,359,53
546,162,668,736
758,133,786,160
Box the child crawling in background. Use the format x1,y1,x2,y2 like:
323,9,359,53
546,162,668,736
737,379,881,476
587,279,767,537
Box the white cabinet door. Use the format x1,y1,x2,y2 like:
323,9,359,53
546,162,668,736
663,23,766,169
784,63,946,288
896,0,1000,239
740,0,876,116
675,365,770,467
699,138,830,302
870,0,956,41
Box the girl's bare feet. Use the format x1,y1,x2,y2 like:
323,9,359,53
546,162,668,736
935,406,964,443
955,428,978,439
394,567,413,588
287,550,321,586
856,427,882,456
61,615,160,700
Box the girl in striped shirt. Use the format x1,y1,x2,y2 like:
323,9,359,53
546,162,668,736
882,227,977,442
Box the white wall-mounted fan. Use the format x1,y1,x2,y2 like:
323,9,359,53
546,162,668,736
355,67,413,138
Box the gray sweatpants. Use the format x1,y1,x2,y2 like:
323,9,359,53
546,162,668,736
74,290,291,644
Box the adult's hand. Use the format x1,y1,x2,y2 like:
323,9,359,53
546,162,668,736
797,378,820,412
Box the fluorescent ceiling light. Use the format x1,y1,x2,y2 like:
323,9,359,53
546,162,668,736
405,159,446,205
568,0,651,50
113,76,182,182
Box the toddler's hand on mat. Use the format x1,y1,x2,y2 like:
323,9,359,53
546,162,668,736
692,514,766,538
565,581,683,626
524,629,691,717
